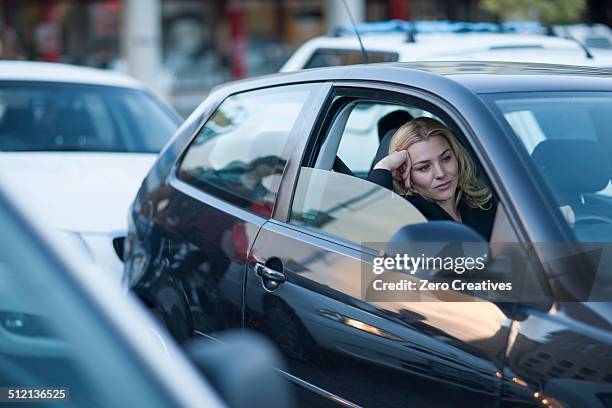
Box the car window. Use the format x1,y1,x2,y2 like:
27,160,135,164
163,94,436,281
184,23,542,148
304,48,398,69
291,94,501,247
0,82,179,153
486,92,612,242
336,102,434,175
178,83,318,217
290,99,439,245
290,167,426,244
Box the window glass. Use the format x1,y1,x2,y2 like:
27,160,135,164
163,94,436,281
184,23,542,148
487,92,612,242
0,82,179,153
178,84,317,217
304,49,398,69
290,167,426,244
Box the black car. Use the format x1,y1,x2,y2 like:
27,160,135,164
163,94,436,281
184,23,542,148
124,61,612,407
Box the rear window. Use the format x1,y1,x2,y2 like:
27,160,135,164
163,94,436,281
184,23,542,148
304,48,398,69
178,83,319,217
0,82,180,153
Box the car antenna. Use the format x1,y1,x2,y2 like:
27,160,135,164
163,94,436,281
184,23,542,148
342,0,369,64
563,26,594,59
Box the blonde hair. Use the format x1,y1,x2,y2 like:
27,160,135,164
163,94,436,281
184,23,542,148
389,117,491,209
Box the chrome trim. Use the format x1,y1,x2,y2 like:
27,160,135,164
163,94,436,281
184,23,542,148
192,330,361,407
277,368,362,408
255,263,286,282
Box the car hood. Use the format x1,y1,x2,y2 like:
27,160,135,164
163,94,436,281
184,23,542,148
0,152,156,234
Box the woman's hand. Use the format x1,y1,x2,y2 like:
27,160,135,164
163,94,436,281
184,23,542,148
374,150,412,189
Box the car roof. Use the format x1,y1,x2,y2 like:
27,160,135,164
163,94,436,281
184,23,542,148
0,60,144,89
280,33,598,71
301,32,579,50
216,61,612,98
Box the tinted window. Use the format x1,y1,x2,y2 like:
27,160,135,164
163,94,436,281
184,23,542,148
304,48,398,69
0,82,180,153
178,83,317,217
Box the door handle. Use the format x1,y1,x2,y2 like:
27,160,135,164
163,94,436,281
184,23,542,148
255,263,286,283
255,262,286,291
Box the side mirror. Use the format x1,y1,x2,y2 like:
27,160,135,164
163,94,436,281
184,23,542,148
389,221,487,244
385,221,509,294
386,221,491,276
187,331,292,408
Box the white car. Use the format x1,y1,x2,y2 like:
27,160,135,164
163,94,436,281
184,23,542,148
281,27,612,174
280,30,612,72
0,61,182,279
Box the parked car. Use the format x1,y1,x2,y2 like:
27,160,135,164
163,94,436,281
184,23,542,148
280,24,612,72
0,61,182,280
124,61,612,407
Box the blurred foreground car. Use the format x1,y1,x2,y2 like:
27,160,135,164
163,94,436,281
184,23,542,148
0,183,221,407
126,61,612,407
0,61,182,279
0,182,290,408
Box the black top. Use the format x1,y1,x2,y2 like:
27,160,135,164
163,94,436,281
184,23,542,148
368,169,497,239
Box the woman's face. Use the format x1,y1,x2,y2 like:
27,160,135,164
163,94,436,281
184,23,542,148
407,135,459,204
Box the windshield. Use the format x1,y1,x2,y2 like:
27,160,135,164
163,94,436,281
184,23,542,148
485,92,612,242
0,82,180,153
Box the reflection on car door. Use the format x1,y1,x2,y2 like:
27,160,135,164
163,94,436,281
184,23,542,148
502,302,612,407
245,170,511,407
132,83,324,340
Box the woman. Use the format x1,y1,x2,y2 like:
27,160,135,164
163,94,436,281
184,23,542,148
369,117,496,239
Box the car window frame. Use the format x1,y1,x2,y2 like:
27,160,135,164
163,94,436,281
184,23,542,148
269,80,553,268
274,82,518,227
169,81,332,222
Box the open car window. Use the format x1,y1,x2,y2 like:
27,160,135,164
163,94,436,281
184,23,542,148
335,102,436,177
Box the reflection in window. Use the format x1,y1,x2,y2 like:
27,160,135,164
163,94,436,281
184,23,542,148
290,168,426,245
179,84,316,217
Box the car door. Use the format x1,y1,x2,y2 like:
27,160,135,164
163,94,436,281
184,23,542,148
245,85,520,407
132,82,328,341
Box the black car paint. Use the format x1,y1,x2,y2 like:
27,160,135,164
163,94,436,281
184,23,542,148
125,62,612,406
